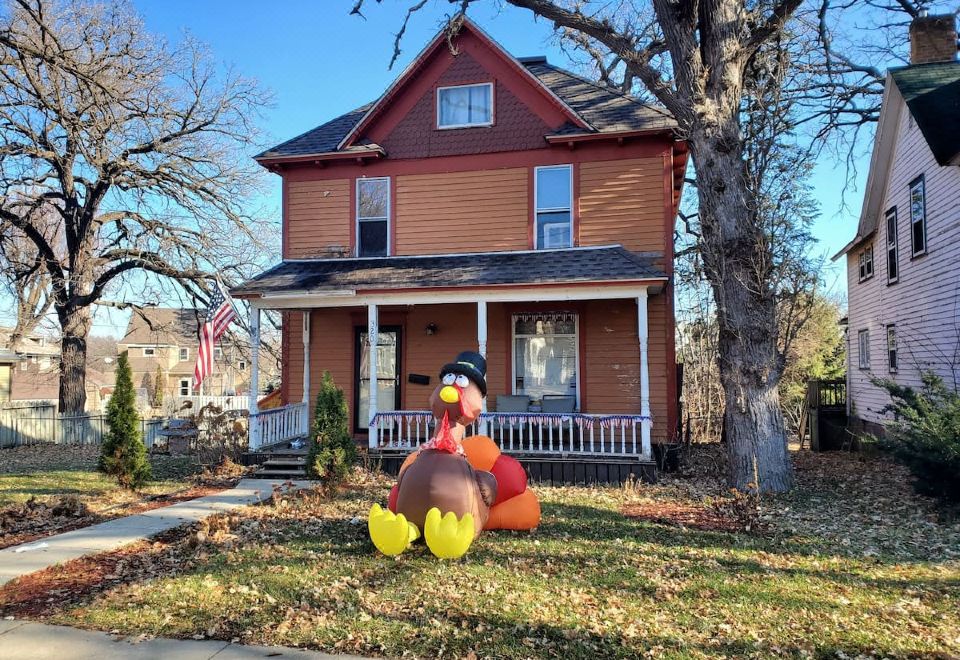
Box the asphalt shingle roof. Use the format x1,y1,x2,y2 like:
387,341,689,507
232,246,666,297
891,61,960,166
256,60,676,160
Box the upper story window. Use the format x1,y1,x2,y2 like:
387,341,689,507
858,329,870,370
535,165,573,249
179,347,189,361
858,244,874,282
357,177,390,257
909,175,926,257
437,83,493,129
214,347,223,361
143,347,156,357
885,207,899,284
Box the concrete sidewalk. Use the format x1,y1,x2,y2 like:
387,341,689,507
0,619,367,659
0,479,312,586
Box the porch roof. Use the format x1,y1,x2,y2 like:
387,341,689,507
231,245,666,300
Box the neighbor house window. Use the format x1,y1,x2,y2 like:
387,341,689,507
512,312,578,406
356,177,389,257
885,207,899,283
214,347,223,360
437,83,493,128
179,347,189,361
858,329,870,370
886,324,898,372
535,165,573,249
179,378,190,396
238,360,247,371
909,175,926,256
858,245,874,282
143,347,156,357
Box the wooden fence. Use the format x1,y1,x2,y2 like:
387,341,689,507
0,405,165,449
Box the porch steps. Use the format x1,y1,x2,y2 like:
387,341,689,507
252,455,308,479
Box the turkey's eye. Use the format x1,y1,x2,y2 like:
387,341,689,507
455,375,469,388
442,373,456,386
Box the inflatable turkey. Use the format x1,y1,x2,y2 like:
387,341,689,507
368,351,540,559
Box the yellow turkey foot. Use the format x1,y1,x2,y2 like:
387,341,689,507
368,503,420,556
423,507,475,559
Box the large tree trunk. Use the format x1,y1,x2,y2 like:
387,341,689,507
57,304,92,415
691,124,793,493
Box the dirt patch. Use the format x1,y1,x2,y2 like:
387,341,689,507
622,500,746,533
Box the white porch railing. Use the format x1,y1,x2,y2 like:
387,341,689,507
370,411,652,460
250,402,309,450
174,395,252,412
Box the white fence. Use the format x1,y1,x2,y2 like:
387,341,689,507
172,395,252,412
250,402,309,450
0,406,166,449
370,411,652,459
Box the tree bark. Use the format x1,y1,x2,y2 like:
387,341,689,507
691,124,793,492
57,304,92,415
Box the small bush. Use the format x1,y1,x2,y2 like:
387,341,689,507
874,372,960,503
306,371,356,483
99,351,151,489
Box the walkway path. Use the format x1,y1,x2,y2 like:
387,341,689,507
0,479,311,586
0,620,367,659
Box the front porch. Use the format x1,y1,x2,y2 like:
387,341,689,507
233,246,674,479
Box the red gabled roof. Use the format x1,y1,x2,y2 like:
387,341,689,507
336,17,590,151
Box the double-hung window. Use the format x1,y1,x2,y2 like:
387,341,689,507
512,312,578,406
858,244,874,282
909,175,926,256
179,347,189,361
356,177,390,257
885,208,898,283
179,378,190,396
437,83,493,128
535,165,573,249
858,329,870,370
886,324,898,372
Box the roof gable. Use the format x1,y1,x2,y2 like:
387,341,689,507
121,308,202,347
339,18,588,151
891,61,960,166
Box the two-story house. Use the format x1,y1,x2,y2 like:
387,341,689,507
119,308,266,404
233,19,687,480
836,14,960,437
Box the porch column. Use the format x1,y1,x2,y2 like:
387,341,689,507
302,311,311,433
367,303,379,449
636,289,652,460
248,305,261,450
477,301,488,435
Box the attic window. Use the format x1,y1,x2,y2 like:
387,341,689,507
437,83,493,128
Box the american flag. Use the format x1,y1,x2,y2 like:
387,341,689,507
193,280,237,390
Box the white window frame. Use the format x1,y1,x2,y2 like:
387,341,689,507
355,176,391,257
858,244,874,282
858,329,870,370
534,164,574,250
238,360,247,371
886,324,898,373
510,312,580,409
143,347,156,357
436,82,494,129
885,207,898,284
179,347,189,361
214,347,223,361
179,378,191,396
909,175,927,257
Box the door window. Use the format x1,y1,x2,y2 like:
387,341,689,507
355,328,401,431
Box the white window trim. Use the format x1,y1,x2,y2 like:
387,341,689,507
510,312,580,410
885,207,899,284
179,347,189,361
886,324,898,373
143,347,156,357
436,82,495,129
858,329,870,370
179,378,191,396
909,175,927,257
858,245,874,283
355,176,391,257
214,347,223,360
534,164,574,250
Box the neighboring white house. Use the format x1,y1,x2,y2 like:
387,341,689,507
835,14,960,436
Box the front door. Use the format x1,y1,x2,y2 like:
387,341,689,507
354,327,401,433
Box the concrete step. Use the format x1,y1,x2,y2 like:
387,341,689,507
253,468,308,479
263,457,306,467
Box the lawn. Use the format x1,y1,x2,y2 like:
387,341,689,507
0,445,211,548
4,446,959,659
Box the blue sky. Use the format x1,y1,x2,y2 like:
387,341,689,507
5,1,878,336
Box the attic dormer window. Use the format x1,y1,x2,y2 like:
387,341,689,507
437,83,493,129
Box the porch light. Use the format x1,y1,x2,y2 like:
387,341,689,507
425,323,438,336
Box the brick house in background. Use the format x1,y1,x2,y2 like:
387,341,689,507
118,308,273,402
233,19,687,480
836,15,960,435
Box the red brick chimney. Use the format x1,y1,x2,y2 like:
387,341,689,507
910,13,959,65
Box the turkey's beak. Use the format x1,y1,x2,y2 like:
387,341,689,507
439,385,460,404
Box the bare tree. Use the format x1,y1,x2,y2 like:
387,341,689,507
0,0,273,413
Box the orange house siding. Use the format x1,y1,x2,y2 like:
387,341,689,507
284,178,351,259
579,157,667,256
394,169,529,255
